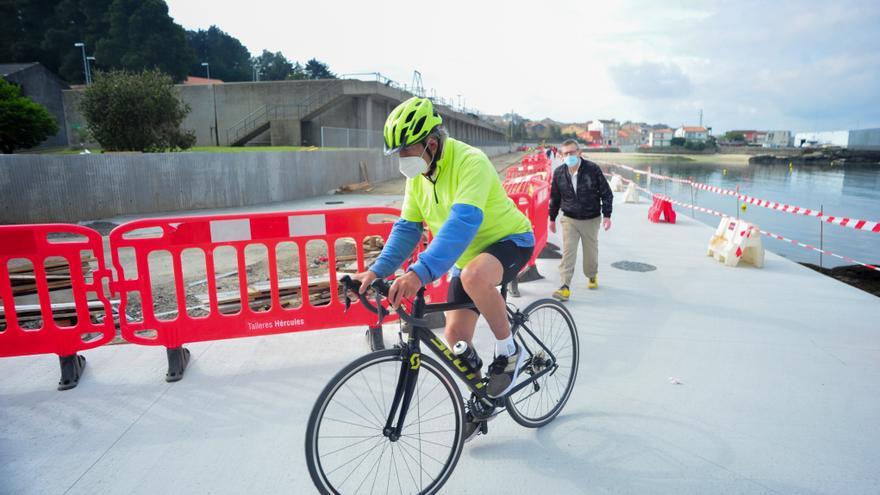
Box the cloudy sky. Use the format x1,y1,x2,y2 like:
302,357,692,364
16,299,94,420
166,0,879,133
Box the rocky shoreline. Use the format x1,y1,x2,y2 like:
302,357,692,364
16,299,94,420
751,148,880,166
800,263,880,297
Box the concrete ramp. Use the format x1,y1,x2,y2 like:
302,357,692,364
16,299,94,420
1,197,878,494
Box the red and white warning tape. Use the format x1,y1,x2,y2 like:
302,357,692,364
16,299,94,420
605,172,880,272
738,194,880,233
757,229,879,272
602,161,880,233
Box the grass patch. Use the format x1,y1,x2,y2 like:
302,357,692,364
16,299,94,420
187,146,325,153
32,145,357,154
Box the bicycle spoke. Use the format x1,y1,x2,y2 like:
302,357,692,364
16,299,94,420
398,437,448,467
347,377,385,426
355,436,388,494
308,352,462,495
359,371,387,425
323,415,380,431
320,433,384,458
328,435,386,481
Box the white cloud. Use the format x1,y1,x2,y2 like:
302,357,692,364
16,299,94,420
166,0,880,132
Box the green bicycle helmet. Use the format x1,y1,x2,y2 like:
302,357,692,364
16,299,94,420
383,96,443,154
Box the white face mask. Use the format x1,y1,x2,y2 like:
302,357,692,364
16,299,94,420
398,144,432,179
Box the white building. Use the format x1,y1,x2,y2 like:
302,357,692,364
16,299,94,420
649,128,674,147
794,131,849,148
794,128,880,149
674,126,708,142
763,130,792,148
587,119,620,146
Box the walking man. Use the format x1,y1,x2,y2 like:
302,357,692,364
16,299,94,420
549,139,613,301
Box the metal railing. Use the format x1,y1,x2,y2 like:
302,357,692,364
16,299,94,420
225,82,344,145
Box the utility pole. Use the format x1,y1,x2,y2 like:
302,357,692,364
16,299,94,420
699,109,703,127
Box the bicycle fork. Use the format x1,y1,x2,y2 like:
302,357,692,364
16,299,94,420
382,341,421,442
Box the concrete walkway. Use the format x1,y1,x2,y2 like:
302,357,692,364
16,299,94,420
1,196,878,494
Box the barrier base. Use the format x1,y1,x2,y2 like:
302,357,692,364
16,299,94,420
366,326,385,352
165,347,191,382
517,264,544,283
538,242,562,259
58,354,86,391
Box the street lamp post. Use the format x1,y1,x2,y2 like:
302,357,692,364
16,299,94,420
86,56,95,84
74,42,89,84
201,62,210,80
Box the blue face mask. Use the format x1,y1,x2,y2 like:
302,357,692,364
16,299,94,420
564,155,579,167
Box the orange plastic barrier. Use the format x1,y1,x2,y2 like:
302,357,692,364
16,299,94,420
0,224,116,389
503,178,551,267
648,195,677,223
108,207,448,381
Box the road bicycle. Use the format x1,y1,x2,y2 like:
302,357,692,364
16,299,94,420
305,275,579,494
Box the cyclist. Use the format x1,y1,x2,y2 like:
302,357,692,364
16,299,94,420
352,96,535,440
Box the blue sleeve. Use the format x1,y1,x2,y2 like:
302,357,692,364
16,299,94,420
408,204,483,284
368,219,423,279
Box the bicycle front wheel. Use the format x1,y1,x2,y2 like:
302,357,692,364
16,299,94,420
506,298,580,427
305,349,465,495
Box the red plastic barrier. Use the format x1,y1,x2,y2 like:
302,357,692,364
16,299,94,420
110,207,449,346
505,165,550,183
504,178,551,266
520,153,552,169
0,224,116,389
648,195,676,223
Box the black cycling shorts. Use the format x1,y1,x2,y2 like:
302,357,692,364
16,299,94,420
447,240,534,314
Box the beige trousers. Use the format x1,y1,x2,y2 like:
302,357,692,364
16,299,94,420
558,216,601,286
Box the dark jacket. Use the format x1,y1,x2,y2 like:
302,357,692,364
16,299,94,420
549,158,613,221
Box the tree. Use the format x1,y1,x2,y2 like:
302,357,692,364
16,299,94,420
253,50,294,81
0,79,59,153
670,137,686,146
724,131,746,143
96,0,195,82
286,62,307,80
187,26,252,82
80,69,195,152
41,0,113,83
304,58,336,79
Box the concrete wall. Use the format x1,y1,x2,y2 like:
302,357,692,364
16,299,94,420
0,150,398,224
1,143,513,224
847,128,880,150
4,64,69,148
63,79,507,148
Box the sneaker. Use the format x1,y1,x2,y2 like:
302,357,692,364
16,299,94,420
588,276,598,289
486,343,527,398
552,285,570,301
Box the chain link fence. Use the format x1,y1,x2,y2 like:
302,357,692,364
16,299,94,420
321,126,384,149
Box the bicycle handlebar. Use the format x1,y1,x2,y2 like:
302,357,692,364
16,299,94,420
339,275,429,327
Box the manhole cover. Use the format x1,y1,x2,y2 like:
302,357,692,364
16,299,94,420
611,261,657,272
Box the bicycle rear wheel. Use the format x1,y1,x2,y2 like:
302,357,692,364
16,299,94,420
306,349,465,494
505,298,579,427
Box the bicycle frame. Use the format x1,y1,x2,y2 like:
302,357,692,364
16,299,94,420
381,288,561,440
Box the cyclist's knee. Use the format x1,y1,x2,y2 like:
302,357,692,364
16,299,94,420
461,262,501,292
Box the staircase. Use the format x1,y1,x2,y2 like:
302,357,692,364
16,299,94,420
226,81,344,146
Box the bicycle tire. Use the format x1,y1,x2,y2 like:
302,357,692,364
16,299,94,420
306,349,466,494
505,298,580,427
